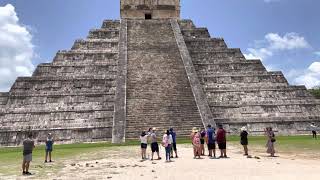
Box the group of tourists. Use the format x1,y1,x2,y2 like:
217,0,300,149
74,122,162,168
22,133,54,175
140,127,178,162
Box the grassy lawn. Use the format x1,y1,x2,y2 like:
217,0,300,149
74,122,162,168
0,135,319,177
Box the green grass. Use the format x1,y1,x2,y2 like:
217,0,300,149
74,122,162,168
0,135,319,177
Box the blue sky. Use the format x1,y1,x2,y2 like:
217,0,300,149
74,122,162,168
0,0,319,91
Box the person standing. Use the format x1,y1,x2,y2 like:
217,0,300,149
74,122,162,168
162,130,173,162
150,128,161,160
310,123,317,139
140,131,149,160
190,127,201,159
240,127,249,156
169,128,178,158
22,133,35,175
205,124,216,158
200,129,206,156
265,127,276,157
216,124,227,158
45,133,54,163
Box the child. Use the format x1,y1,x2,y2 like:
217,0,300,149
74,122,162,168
140,131,149,160
162,130,173,162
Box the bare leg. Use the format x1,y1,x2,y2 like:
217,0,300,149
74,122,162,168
49,152,52,161
141,149,144,159
213,149,216,157
244,145,248,155
151,152,154,160
22,160,26,172
45,151,48,162
25,161,30,173
157,151,160,159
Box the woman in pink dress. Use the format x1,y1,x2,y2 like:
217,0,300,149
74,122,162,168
265,127,276,157
190,127,201,159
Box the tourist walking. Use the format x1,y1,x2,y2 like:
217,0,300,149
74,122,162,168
200,129,206,156
45,133,54,163
265,127,276,157
240,127,249,156
216,124,227,158
206,124,216,158
310,123,317,139
191,127,201,159
150,128,161,160
22,133,35,175
140,131,149,160
169,128,178,158
162,130,173,162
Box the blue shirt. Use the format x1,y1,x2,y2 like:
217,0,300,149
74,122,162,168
207,128,215,144
46,139,54,150
170,131,176,144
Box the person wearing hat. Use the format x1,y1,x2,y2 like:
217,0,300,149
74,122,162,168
150,127,161,160
45,133,54,163
169,128,178,158
190,127,201,159
240,126,249,156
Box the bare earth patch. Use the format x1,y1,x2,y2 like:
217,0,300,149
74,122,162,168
2,144,320,179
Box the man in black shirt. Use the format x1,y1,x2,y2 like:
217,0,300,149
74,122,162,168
22,133,35,175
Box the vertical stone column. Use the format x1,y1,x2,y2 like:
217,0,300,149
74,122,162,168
170,19,216,128
112,19,128,143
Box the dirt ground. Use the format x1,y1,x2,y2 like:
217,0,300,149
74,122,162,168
2,144,320,180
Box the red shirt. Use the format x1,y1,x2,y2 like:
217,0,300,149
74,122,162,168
216,128,226,143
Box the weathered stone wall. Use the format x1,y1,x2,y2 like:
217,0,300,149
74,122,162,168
120,0,180,19
0,20,121,146
179,19,320,134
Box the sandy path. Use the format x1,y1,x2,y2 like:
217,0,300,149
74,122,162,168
51,144,320,180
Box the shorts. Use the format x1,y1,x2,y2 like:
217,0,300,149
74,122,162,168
171,143,177,151
207,143,215,150
151,142,159,152
141,143,147,149
23,153,32,162
200,139,205,145
218,142,226,150
46,148,53,152
312,131,317,134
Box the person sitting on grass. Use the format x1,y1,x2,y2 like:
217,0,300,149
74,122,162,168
162,130,173,162
150,127,162,160
265,127,276,157
22,133,35,176
205,124,216,158
191,127,201,159
140,131,149,160
45,133,54,163
240,126,249,156
216,124,227,158
169,128,178,158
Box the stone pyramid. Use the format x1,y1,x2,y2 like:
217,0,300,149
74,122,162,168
0,0,319,146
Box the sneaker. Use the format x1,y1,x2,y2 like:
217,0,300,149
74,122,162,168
157,157,162,160
22,171,26,175
175,155,178,158
44,160,48,163
25,172,32,176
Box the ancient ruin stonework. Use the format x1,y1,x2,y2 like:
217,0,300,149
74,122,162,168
0,0,320,145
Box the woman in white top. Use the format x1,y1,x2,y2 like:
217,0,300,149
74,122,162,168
162,130,173,162
140,131,149,160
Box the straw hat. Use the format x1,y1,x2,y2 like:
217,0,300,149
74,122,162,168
152,127,156,131
192,127,198,133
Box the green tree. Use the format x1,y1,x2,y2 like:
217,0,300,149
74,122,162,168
309,87,320,99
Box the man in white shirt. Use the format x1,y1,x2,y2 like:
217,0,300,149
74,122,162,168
310,123,317,139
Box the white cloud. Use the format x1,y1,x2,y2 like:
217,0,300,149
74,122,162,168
244,33,310,61
294,62,320,88
0,4,35,92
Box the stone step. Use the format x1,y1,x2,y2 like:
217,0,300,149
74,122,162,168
185,38,228,51
181,28,210,38
194,60,266,73
53,50,118,64
178,19,196,29
33,63,117,77
101,20,120,29
190,48,246,63
71,39,119,51
87,29,119,39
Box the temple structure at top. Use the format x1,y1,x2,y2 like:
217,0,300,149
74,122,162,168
120,0,180,19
